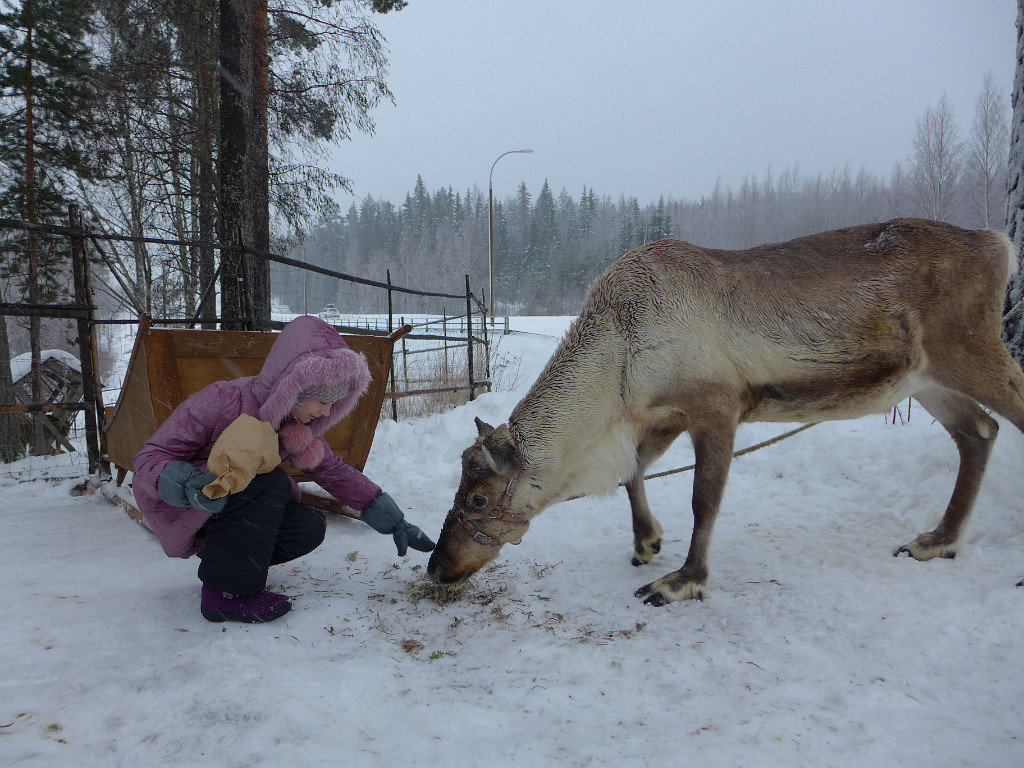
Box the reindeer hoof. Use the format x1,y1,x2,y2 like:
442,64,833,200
643,591,670,607
893,533,959,561
635,582,658,600
1016,577,1023,588
631,538,662,567
635,572,706,605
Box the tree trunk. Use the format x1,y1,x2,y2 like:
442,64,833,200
0,316,26,463
218,0,270,328
252,0,270,321
164,65,193,317
1005,0,1024,364
116,91,151,314
195,0,218,329
24,0,46,455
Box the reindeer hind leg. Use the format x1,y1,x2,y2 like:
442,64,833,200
895,384,999,561
922,340,1024,583
929,342,1024,434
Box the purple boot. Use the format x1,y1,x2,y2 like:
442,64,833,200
200,584,292,623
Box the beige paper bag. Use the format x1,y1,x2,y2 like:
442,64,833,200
202,414,281,499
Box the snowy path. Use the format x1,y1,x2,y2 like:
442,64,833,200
2,317,1023,767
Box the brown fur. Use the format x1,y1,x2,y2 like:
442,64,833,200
427,219,1024,605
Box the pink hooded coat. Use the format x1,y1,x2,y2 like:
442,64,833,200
132,316,382,558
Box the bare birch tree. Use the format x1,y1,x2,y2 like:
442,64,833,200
908,93,964,221
968,72,1010,228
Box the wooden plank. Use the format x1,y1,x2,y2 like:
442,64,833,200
298,491,361,520
176,356,263,397
168,329,277,358
0,403,88,413
146,328,183,424
97,482,154,533
38,412,76,453
103,325,157,473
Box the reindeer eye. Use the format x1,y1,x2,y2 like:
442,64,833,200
470,494,488,508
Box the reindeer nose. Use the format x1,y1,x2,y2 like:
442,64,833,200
427,550,466,585
426,551,444,583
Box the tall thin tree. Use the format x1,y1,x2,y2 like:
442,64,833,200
1005,0,1024,364
0,0,101,453
968,73,1010,228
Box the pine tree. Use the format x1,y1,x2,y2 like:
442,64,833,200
0,0,102,274
0,0,104,454
648,195,672,240
619,197,641,253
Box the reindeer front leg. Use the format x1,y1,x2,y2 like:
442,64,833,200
635,405,737,606
626,474,663,566
626,422,686,566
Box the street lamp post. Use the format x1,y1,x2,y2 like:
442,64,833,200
488,148,533,324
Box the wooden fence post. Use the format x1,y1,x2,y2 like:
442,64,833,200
442,308,449,383
387,269,398,421
401,315,409,392
466,275,475,402
69,204,101,475
480,289,491,389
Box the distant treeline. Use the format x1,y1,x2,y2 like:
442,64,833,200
276,79,1009,316
276,89,1008,317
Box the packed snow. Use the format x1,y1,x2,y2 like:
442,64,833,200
2,316,1023,767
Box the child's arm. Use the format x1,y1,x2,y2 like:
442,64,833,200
304,438,381,511
132,383,226,503
308,443,435,555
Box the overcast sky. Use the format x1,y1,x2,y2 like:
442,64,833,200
327,0,1017,207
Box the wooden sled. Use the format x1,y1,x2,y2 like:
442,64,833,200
101,318,410,528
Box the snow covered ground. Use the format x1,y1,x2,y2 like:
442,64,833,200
2,316,1024,767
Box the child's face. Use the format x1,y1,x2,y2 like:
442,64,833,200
293,399,335,424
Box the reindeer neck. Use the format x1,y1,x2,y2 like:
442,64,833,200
507,311,636,509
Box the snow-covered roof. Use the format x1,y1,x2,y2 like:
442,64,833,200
9,349,82,382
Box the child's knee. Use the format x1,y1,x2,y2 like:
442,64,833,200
307,508,327,549
267,466,293,494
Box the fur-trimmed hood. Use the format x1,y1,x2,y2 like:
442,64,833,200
253,315,371,437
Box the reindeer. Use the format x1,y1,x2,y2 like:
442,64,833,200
427,219,1024,606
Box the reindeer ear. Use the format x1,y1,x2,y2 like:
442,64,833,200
474,417,495,437
481,430,520,476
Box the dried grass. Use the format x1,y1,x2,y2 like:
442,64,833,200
407,579,470,605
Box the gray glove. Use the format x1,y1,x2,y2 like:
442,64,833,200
360,492,435,556
157,461,228,514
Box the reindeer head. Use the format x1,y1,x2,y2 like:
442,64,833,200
427,417,529,585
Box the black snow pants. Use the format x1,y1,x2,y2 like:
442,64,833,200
197,466,327,595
